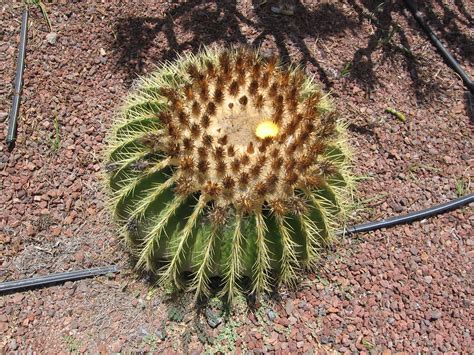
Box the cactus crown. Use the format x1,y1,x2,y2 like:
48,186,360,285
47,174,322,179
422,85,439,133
105,47,353,302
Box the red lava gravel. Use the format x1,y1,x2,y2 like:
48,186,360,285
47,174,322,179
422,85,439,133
1,1,472,353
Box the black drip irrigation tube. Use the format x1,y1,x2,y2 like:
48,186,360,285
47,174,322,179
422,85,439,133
0,266,118,294
1,2,472,295
339,193,474,236
6,8,28,152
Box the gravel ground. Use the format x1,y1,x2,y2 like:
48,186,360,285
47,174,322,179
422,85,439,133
0,0,472,352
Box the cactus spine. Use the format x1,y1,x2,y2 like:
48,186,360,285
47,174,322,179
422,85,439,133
105,47,353,302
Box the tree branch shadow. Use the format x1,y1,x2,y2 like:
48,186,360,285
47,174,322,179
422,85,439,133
250,1,359,90
420,0,473,64
110,0,357,89
110,0,471,101
344,0,468,103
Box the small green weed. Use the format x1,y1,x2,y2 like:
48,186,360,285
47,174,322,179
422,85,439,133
407,163,441,180
142,334,158,351
194,318,213,345
358,193,389,207
361,338,375,351
63,335,82,353
48,116,61,152
455,177,470,197
25,0,52,31
317,275,329,287
340,61,352,78
377,25,398,47
167,303,185,322
206,318,240,353
202,295,249,353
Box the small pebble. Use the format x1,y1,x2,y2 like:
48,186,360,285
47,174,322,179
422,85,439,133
9,339,18,351
423,275,433,284
46,32,58,45
267,309,277,321
428,310,442,321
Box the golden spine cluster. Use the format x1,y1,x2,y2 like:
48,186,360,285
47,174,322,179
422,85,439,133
136,49,340,218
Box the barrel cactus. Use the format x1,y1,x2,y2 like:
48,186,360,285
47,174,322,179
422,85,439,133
105,47,353,302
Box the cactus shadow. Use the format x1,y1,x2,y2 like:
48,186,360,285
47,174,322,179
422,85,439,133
136,265,284,316
347,122,377,137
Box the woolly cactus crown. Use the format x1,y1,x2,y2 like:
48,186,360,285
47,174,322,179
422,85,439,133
105,47,353,302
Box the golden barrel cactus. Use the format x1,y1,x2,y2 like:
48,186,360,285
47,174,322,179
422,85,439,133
105,47,353,301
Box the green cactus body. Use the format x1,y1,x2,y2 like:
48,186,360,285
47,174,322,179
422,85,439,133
105,47,353,301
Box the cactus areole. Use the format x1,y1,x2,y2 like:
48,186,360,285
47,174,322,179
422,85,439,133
105,48,353,301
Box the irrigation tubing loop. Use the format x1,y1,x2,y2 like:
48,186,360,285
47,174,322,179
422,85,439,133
1,1,472,294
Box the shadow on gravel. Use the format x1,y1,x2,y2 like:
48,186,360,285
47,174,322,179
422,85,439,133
346,0,446,102
110,0,356,89
110,0,467,102
421,0,473,64
249,0,358,90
